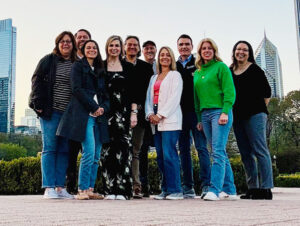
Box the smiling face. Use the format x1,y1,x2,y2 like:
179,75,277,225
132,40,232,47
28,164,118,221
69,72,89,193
177,38,193,59
58,34,73,59
84,41,98,60
125,38,140,57
234,43,249,64
159,48,172,68
75,30,90,51
143,44,157,63
200,42,214,64
108,39,121,58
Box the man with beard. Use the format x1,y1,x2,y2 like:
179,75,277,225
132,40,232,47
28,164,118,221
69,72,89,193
66,29,91,194
124,36,153,198
176,34,211,199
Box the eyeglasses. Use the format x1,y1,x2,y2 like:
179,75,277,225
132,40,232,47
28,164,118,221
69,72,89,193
59,40,72,45
236,48,249,52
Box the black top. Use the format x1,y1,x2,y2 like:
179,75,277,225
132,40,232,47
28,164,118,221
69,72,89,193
231,63,271,121
176,55,196,113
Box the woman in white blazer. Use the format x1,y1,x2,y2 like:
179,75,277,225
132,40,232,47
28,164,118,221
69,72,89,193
145,46,183,200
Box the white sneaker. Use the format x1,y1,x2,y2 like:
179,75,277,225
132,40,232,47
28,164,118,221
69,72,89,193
219,191,238,201
57,188,74,199
115,195,126,200
43,188,60,199
203,192,220,201
105,194,116,200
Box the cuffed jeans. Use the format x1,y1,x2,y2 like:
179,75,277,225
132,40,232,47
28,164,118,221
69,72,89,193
154,129,182,193
179,112,211,190
40,111,69,188
78,116,102,190
233,112,273,189
202,109,236,196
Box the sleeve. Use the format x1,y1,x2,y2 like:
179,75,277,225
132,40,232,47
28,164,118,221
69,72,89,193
219,63,236,114
157,71,183,118
145,76,155,119
257,65,271,98
71,62,99,113
124,62,137,105
29,55,50,110
193,72,202,122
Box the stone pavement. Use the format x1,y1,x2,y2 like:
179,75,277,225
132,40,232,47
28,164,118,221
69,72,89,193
0,187,300,226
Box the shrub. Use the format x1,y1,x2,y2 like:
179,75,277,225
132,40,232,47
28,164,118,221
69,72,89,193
0,143,27,161
276,148,300,174
275,173,300,187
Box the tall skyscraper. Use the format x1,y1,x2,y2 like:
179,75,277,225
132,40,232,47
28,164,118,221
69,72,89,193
295,0,300,71
0,19,16,133
255,32,284,98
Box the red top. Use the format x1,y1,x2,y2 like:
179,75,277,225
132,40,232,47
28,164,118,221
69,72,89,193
153,80,162,104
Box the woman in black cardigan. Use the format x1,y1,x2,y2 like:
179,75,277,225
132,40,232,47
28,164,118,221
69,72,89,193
57,40,110,200
230,40,273,200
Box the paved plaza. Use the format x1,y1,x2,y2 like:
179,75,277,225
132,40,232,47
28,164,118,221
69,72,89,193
0,187,300,226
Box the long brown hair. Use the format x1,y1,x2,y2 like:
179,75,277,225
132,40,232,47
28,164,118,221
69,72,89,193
52,31,77,62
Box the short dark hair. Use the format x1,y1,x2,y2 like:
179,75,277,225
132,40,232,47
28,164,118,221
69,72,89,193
52,31,77,62
177,34,193,45
75,29,91,39
230,40,256,69
81,40,104,72
125,35,141,57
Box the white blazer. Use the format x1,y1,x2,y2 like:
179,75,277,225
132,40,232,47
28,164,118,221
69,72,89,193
145,70,183,132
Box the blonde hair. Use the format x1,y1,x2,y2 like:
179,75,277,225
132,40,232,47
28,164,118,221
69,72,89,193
105,35,124,60
157,46,177,74
195,38,222,69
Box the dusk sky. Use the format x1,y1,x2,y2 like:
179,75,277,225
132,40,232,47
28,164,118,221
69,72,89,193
1,0,299,124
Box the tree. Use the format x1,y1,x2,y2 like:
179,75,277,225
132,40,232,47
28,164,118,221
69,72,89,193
0,143,27,161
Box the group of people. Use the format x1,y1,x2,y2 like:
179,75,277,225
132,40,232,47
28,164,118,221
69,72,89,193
29,29,274,201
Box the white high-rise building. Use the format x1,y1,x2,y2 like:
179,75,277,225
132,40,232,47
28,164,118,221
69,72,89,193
255,33,284,99
295,0,300,72
21,108,41,131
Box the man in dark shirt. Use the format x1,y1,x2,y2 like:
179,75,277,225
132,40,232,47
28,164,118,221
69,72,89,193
176,34,211,198
124,36,154,198
66,29,91,194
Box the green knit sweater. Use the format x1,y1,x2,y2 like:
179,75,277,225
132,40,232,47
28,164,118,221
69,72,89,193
194,60,236,122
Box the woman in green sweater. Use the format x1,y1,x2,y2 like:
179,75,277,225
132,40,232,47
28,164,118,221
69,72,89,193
194,38,237,201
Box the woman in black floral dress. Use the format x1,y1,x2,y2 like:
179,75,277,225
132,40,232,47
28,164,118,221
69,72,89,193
100,35,137,200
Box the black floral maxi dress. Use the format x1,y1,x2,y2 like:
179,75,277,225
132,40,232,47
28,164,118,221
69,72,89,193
100,69,133,199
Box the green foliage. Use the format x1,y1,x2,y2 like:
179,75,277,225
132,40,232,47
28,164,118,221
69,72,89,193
275,173,300,187
276,147,300,174
0,143,27,161
0,133,42,157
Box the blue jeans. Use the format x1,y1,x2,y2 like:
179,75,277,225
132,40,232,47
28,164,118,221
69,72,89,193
201,109,236,196
154,129,182,193
78,116,102,190
233,113,273,189
40,111,69,188
179,112,210,190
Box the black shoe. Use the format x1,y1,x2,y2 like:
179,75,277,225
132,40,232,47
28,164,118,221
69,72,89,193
240,189,255,199
260,189,273,200
133,188,143,199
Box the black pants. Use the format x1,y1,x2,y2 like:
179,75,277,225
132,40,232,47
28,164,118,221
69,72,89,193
66,140,82,193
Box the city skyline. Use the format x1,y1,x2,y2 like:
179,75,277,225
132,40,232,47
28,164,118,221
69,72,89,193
255,33,284,98
0,0,299,125
0,18,16,132
295,0,300,71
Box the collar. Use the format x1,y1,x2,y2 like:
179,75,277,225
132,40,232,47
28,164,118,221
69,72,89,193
125,56,137,65
202,59,217,68
178,54,192,67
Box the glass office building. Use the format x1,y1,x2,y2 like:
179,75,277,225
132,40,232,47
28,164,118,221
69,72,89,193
295,0,300,72
0,19,16,133
255,33,284,99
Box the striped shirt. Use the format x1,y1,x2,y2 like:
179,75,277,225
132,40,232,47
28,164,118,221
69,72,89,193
52,59,72,112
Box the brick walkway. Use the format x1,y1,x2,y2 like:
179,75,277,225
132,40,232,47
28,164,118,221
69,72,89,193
0,187,300,225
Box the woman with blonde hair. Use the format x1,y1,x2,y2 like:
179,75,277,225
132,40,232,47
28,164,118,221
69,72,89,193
145,46,183,200
100,35,136,200
194,38,237,201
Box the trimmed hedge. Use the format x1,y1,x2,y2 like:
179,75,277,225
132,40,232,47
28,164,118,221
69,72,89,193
0,153,283,195
275,173,300,187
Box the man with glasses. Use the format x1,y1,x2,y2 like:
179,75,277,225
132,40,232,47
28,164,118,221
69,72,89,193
66,29,91,194
124,36,154,198
176,34,211,199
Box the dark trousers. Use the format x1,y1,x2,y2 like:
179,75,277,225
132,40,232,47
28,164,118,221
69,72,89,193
66,140,82,193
